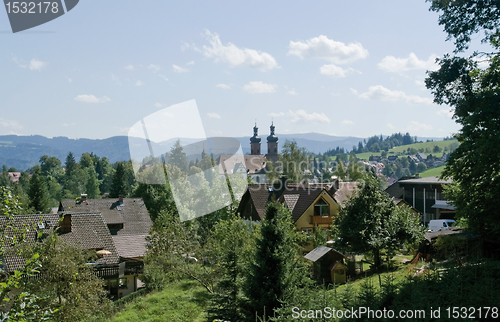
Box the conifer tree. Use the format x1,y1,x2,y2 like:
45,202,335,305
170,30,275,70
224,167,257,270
244,202,309,320
109,162,128,198
28,166,49,213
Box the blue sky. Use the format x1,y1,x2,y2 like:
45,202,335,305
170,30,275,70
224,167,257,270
0,0,463,140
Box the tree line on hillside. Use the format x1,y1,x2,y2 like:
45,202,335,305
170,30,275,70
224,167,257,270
323,132,417,158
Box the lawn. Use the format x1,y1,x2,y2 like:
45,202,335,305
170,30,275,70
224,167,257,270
106,280,210,322
419,165,445,178
354,140,458,160
334,254,416,294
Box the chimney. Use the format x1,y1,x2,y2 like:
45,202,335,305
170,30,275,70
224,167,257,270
81,193,87,202
59,214,71,233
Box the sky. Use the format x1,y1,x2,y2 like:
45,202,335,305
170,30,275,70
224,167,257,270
0,0,465,141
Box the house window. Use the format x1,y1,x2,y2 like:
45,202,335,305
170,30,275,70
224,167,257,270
314,198,329,216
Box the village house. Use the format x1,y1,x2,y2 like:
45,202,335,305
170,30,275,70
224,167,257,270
237,178,358,252
58,195,152,298
0,212,127,297
385,175,454,224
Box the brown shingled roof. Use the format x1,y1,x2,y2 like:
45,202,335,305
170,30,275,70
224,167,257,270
59,198,151,236
1,213,119,272
332,182,359,207
240,182,357,223
112,235,147,260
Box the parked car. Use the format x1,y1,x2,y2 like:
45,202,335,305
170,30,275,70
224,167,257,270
428,219,456,231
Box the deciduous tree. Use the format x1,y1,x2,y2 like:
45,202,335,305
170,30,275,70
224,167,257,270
426,0,500,239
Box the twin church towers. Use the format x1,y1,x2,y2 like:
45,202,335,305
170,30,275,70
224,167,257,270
250,122,278,162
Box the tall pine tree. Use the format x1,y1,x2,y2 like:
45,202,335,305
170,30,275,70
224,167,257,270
244,202,309,320
28,166,49,213
110,162,128,198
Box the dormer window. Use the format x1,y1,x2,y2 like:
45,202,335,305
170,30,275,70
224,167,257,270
314,198,329,217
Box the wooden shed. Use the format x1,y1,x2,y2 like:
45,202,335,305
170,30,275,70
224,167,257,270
304,246,347,284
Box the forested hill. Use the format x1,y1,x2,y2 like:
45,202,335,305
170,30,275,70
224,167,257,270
0,133,444,170
0,134,364,170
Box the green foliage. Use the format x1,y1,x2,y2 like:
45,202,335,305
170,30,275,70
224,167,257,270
166,140,189,172
106,279,209,322
109,162,129,198
84,167,101,199
277,140,309,183
144,211,215,293
206,215,254,322
244,202,311,320
426,0,500,240
24,234,113,321
334,175,424,267
0,187,55,321
27,166,49,213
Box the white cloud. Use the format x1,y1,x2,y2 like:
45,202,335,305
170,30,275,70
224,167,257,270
186,61,195,65
378,53,438,73
437,108,454,118
148,64,160,73
66,77,72,83
154,102,163,108
406,121,432,132
12,56,47,70
319,64,349,78
357,85,433,104
202,30,278,71
287,90,298,95
74,95,111,103
216,83,231,89
0,118,23,130
181,42,200,52
173,64,188,73
207,112,221,119
289,110,330,124
136,80,144,86
29,59,47,71
387,123,396,129
288,35,368,64
269,112,285,117
243,81,277,94
342,120,353,125
124,65,134,70
158,74,169,81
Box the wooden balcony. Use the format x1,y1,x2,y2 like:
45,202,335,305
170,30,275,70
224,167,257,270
310,216,333,225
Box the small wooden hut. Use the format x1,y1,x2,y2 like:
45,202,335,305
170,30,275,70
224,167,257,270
304,246,347,284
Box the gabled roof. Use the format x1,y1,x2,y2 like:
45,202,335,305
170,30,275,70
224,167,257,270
59,198,151,236
304,246,346,262
239,181,359,222
280,187,325,222
282,194,299,213
333,182,358,207
329,261,346,271
1,213,119,272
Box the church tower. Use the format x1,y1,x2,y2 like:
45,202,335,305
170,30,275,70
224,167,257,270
250,123,261,155
266,122,279,162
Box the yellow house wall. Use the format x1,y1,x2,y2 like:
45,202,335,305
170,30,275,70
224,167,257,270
295,191,340,231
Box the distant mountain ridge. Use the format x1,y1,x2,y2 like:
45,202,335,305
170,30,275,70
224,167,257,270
0,133,444,170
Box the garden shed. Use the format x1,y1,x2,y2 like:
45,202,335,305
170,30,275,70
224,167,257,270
304,246,347,284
